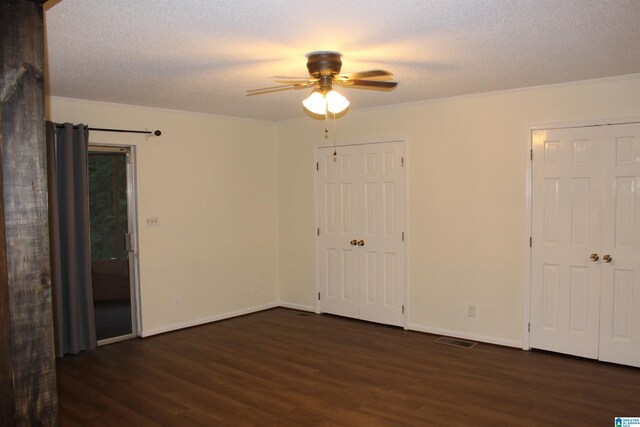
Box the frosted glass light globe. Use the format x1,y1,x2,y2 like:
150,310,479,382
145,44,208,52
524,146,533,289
326,90,350,114
302,91,327,115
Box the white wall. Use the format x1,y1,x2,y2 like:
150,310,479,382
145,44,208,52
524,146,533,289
276,75,640,347
48,97,279,335
47,75,640,346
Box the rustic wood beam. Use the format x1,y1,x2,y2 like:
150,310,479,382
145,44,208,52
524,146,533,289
0,109,15,427
0,0,57,425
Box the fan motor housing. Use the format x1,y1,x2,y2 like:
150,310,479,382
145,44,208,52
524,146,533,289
306,51,342,77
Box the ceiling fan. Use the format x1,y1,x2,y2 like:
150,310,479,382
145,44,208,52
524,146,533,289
246,51,398,115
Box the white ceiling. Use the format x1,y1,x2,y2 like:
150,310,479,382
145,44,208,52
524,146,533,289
45,0,640,121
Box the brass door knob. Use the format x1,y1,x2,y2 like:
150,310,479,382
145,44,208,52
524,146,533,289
357,240,365,246
350,240,358,246
590,253,599,262
603,254,612,263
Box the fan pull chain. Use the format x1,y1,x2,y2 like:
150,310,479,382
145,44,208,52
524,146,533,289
332,112,337,158
324,105,329,140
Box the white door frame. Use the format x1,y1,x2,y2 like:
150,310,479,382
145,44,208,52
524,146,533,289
524,116,640,350
89,143,143,341
314,136,409,329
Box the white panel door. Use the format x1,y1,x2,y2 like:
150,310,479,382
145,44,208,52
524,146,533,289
316,141,405,327
531,122,640,367
317,145,359,319
357,142,405,326
599,123,640,367
531,127,603,359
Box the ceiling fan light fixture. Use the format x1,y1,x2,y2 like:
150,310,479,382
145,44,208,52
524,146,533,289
326,90,349,114
302,91,327,115
303,89,350,115
248,52,396,117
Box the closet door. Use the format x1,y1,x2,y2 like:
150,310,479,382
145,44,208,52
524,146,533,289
599,123,640,367
530,127,603,359
317,145,360,319
316,141,406,327
357,142,405,326
531,122,640,367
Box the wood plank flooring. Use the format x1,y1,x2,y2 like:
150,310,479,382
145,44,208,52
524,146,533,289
57,308,640,426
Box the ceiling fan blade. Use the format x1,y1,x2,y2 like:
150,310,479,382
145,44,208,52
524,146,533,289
274,79,316,84
246,84,300,93
246,82,313,96
246,87,297,96
338,70,393,80
337,79,398,89
272,75,313,80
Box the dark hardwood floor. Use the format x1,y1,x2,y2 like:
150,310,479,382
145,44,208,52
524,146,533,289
57,308,640,426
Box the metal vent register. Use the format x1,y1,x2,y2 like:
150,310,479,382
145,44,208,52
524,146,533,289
434,336,478,349
282,311,313,317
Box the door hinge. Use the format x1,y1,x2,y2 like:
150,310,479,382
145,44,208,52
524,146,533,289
530,149,533,161
529,237,532,247
318,292,321,301
317,228,320,236
402,305,405,314
402,231,405,241
528,322,531,332
125,232,134,253
316,162,319,171
401,157,404,167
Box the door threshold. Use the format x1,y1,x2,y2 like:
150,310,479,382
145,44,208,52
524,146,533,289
98,333,136,346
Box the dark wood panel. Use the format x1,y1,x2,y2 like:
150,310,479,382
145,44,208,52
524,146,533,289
0,0,56,425
57,308,640,426
0,111,15,427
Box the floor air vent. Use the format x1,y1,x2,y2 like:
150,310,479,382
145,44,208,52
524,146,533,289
434,336,477,349
282,311,313,317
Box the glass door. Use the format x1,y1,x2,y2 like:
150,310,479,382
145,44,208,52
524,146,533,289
88,146,137,344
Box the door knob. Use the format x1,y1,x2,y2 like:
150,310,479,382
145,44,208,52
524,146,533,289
603,254,612,263
350,240,358,246
357,240,365,246
590,253,599,262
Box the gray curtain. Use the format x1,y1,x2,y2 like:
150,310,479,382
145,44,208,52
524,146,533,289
46,122,96,357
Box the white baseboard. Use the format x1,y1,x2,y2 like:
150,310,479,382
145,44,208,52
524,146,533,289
278,301,316,312
141,302,279,337
407,323,522,349
140,302,522,350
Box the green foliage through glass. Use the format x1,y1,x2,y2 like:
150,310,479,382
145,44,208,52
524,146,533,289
88,153,128,260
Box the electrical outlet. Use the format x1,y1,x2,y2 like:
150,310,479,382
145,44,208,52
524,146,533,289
172,297,181,309
467,304,476,318
145,216,160,227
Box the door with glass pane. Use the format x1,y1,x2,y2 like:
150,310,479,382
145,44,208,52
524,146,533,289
88,146,137,343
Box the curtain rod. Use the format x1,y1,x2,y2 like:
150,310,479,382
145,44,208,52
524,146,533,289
54,125,161,136
91,127,161,136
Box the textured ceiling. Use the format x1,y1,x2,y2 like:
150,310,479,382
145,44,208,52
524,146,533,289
45,0,640,121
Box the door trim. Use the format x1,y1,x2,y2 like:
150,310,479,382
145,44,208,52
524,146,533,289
314,136,409,329
524,116,640,351
89,143,142,343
